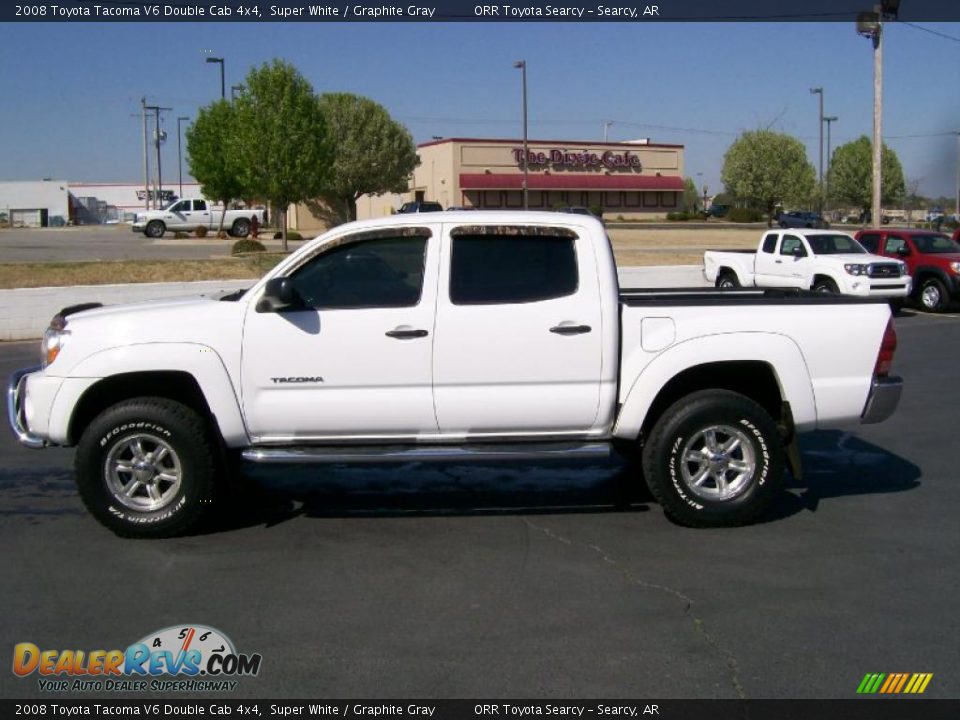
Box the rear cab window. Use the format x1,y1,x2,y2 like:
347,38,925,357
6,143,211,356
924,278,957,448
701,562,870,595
761,234,778,254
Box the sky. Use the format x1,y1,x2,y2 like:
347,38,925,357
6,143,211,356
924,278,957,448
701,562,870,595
0,20,958,198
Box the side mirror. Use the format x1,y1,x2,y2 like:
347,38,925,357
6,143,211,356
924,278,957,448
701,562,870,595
256,277,305,313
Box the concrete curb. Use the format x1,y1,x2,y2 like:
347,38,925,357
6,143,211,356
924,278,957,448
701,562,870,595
0,266,707,341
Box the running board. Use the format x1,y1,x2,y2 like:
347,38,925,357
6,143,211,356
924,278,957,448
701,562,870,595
242,442,612,464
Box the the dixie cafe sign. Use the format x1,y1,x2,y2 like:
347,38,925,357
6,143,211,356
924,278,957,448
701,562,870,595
513,147,642,171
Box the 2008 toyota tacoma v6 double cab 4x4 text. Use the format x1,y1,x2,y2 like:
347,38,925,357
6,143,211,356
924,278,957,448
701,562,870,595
8,212,903,537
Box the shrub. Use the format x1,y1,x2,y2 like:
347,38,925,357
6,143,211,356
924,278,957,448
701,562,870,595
194,225,208,238
728,207,763,223
944,219,959,231
217,230,228,239
588,204,603,218
232,238,266,255
273,231,302,241
174,231,189,239
666,211,690,221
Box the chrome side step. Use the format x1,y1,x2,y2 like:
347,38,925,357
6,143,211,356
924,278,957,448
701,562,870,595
242,442,612,464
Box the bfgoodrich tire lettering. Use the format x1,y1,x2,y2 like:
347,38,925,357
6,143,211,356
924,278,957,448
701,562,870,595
641,390,783,527
75,398,216,538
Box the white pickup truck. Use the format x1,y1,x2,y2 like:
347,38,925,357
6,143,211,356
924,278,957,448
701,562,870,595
8,212,902,537
132,198,265,239
704,229,911,297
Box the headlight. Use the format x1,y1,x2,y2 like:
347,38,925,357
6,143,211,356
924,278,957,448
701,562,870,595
844,264,869,276
41,314,69,368
950,262,960,275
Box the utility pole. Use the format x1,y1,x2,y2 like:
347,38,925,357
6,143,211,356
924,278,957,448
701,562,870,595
955,131,960,219
810,87,824,210
872,10,883,229
603,121,613,142
140,97,150,210
145,104,172,207
513,60,528,210
823,116,838,215
177,116,190,199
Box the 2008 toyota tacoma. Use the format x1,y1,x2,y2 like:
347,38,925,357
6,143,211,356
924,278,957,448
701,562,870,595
8,212,903,537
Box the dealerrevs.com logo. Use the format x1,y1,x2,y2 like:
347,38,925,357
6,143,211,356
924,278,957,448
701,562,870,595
13,625,262,693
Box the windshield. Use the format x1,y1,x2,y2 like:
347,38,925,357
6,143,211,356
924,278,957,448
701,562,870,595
912,234,960,254
806,234,866,255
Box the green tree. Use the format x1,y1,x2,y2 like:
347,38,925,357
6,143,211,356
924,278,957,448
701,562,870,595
234,60,332,250
185,100,246,234
682,177,701,214
827,135,905,213
315,92,420,223
720,130,816,226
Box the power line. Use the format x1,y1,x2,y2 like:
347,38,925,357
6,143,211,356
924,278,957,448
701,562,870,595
899,22,960,44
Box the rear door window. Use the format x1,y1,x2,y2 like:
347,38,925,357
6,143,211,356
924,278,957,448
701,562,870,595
450,232,578,305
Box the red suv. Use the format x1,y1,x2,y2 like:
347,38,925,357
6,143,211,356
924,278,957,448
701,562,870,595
856,228,960,312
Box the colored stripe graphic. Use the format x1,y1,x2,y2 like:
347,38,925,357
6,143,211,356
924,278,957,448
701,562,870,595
857,673,933,694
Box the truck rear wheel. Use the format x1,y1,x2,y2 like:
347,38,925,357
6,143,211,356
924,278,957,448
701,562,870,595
74,398,217,538
231,218,251,238
716,271,740,289
641,390,783,527
145,220,165,238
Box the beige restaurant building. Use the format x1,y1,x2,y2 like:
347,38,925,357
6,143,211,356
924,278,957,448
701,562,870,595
355,136,686,220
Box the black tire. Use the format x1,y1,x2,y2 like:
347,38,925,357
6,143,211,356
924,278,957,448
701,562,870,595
74,398,217,538
231,218,251,238
812,277,839,294
917,277,948,313
641,390,783,527
715,271,740,289
145,220,165,239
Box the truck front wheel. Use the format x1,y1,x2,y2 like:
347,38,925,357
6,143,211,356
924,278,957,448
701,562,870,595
918,277,948,313
145,220,165,238
74,398,217,538
641,390,783,527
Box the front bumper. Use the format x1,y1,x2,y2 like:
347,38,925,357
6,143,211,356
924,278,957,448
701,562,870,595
861,376,903,424
7,366,46,448
842,278,912,298
131,223,146,233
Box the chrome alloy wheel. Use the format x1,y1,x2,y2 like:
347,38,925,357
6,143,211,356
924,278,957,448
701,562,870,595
921,283,941,310
104,433,182,511
679,424,756,501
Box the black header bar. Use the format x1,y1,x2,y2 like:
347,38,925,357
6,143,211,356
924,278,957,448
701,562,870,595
3,0,960,23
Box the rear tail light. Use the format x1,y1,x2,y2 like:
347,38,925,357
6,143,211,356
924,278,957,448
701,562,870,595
874,319,897,377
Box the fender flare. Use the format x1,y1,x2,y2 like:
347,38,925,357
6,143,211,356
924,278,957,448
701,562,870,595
613,332,817,440
49,343,248,447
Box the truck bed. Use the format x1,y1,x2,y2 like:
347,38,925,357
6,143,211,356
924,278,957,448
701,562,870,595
619,287,883,306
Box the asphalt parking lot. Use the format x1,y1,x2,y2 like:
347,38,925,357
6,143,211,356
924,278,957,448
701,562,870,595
0,226,306,262
1,309,958,700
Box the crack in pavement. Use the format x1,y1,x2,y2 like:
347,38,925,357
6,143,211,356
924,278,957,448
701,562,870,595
523,518,746,699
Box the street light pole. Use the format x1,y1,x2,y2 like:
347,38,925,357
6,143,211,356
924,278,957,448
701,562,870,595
810,87,824,209
206,56,225,99
823,116,838,215
955,131,960,219
603,121,613,142
177,116,189,199
513,60,528,210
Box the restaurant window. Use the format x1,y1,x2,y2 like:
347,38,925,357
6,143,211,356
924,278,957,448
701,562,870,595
624,192,641,208
643,192,659,208
605,192,622,208
660,192,677,208
484,191,502,208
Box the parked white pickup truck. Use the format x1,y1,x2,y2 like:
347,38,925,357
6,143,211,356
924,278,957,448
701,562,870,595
9,212,903,537
704,229,911,297
132,198,265,239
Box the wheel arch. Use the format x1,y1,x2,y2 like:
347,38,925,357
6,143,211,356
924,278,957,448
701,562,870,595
614,333,816,441
49,343,249,447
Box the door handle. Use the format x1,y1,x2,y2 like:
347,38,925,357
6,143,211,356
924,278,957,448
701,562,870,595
775,260,783,264
385,328,428,339
550,324,592,336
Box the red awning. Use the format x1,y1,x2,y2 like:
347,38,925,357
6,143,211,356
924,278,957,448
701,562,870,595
459,173,685,191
